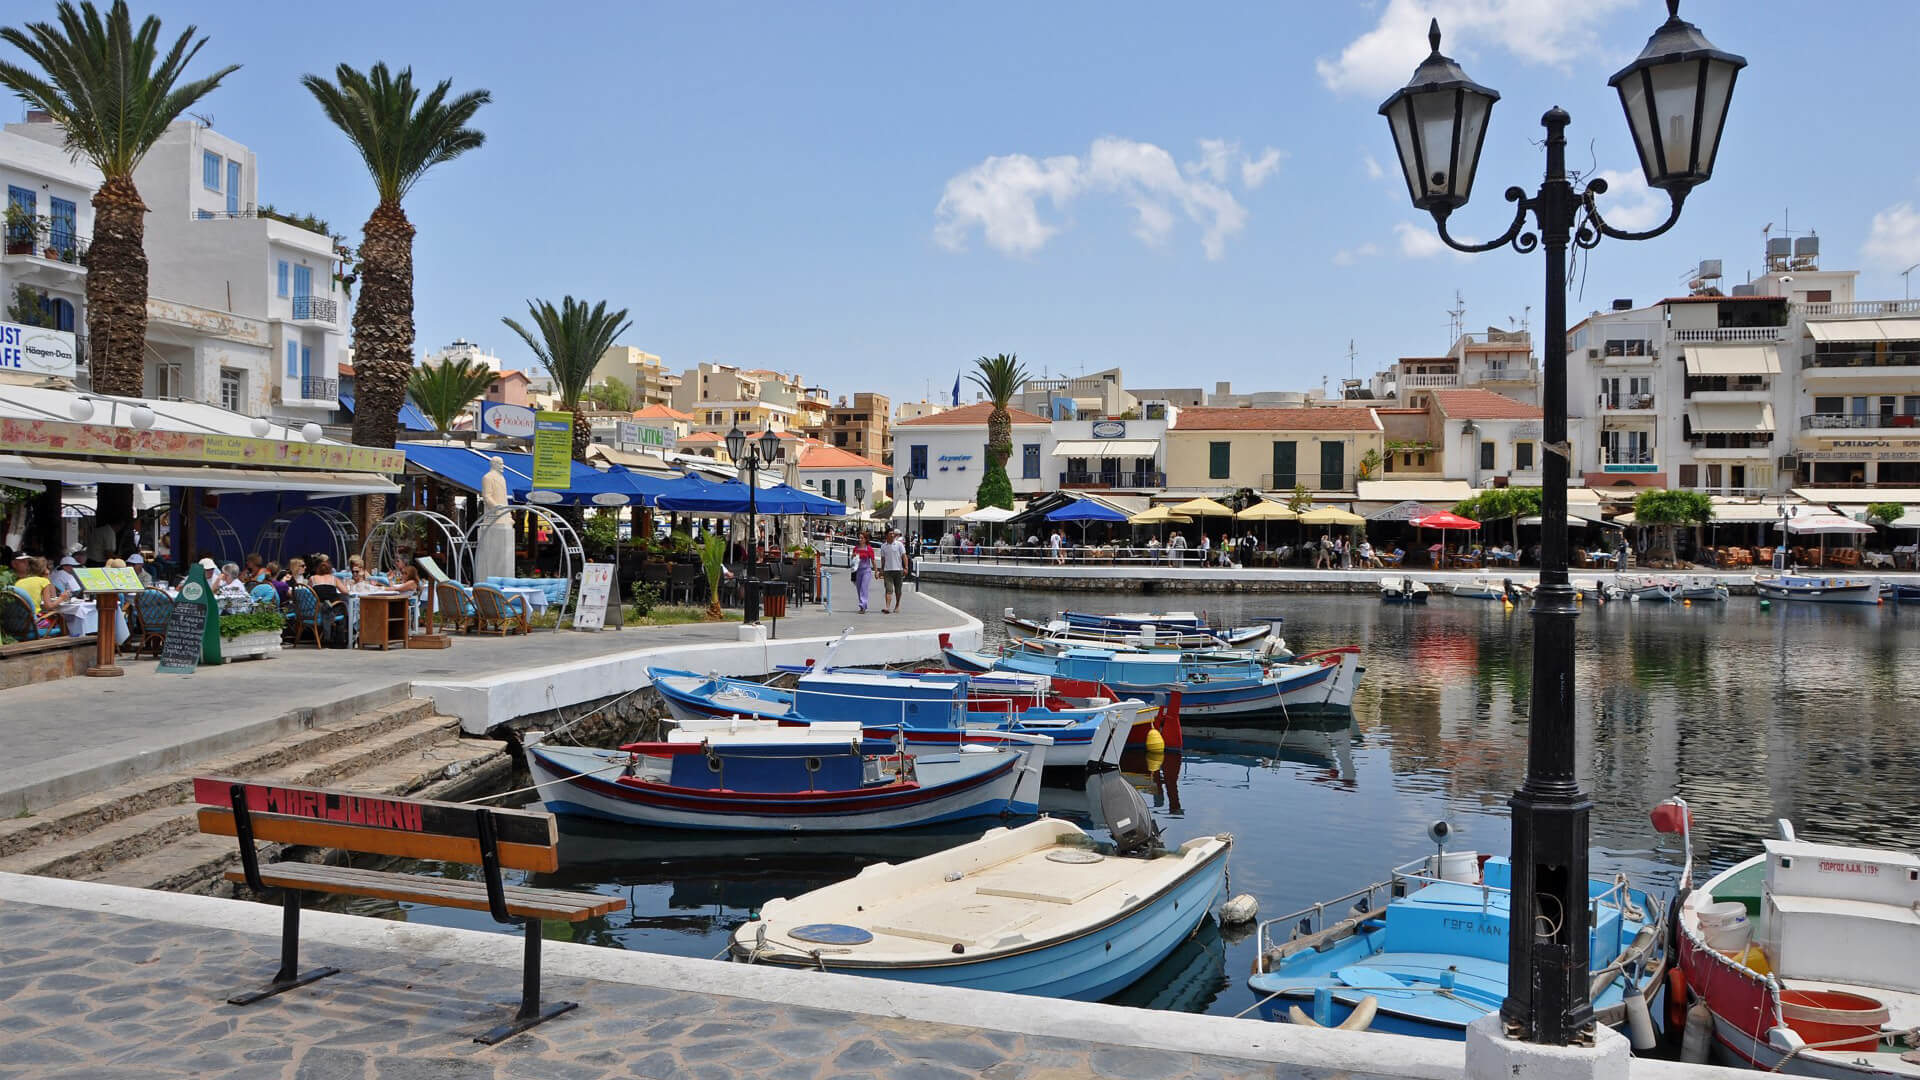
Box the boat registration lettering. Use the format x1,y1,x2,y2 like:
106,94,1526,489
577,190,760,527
1816,860,1878,875
1441,916,1504,937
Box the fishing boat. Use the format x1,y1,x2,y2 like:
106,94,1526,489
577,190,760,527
647,667,1132,770
1677,581,1730,602
1753,575,1881,605
524,724,1047,832
1614,576,1680,602
945,644,1361,717
1886,582,1920,604
1247,819,1669,1041
1005,609,1272,649
1379,577,1430,604
729,775,1230,999
1444,578,1505,600
1669,813,1920,1076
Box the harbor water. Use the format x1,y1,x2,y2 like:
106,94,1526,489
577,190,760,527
353,582,1920,1019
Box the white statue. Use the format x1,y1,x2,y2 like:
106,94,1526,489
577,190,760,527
475,456,515,582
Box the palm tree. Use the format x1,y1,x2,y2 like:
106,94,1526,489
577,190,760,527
966,352,1029,509
302,63,489,453
501,297,632,461
407,358,495,437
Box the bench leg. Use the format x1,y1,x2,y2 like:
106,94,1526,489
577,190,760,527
228,890,341,1005
475,918,576,1045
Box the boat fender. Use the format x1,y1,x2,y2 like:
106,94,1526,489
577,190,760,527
1287,996,1378,1032
1680,1001,1713,1064
1221,894,1258,925
1624,983,1658,1051
1144,728,1166,754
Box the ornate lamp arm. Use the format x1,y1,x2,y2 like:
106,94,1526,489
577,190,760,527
1430,187,1538,255
1579,178,1688,246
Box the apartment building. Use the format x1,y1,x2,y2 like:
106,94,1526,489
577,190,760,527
1016,367,1135,419
1429,389,1544,489
1048,416,1167,491
422,337,506,372
1164,407,1383,494
820,392,891,463
1386,328,1540,410
1,120,93,385
895,399,948,423
894,402,1052,509
669,362,801,435
795,442,892,511
589,345,671,408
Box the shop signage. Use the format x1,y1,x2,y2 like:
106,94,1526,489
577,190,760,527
531,411,573,488
1092,421,1126,438
478,401,536,438
616,421,669,449
0,322,76,379
0,417,405,473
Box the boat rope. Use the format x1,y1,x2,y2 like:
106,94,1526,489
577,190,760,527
1766,1027,1920,1073
461,758,635,805
1233,990,1284,1019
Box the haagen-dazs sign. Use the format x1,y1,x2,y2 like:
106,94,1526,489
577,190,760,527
1092,420,1126,439
0,321,77,379
478,400,537,438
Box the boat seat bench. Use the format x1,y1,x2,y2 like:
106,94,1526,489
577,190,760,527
191,776,624,1045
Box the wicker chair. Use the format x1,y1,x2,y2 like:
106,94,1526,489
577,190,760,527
129,588,175,657
472,584,529,636
435,581,478,634
290,585,344,649
1,586,63,641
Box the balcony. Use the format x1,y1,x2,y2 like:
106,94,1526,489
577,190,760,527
299,375,338,402
1671,326,1789,343
1799,299,1920,318
2,229,89,285
1799,412,1920,431
1597,393,1656,411
1059,469,1164,490
1260,472,1355,492
291,295,338,323
1801,347,1920,374
1399,373,1459,389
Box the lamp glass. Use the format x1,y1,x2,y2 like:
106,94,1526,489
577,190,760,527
724,425,747,463
1379,22,1498,213
757,426,779,463
130,406,156,430
69,397,94,421
1610,9,1744,192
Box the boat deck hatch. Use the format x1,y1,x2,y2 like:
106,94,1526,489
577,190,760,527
789,923,873,945
871,901,1042,946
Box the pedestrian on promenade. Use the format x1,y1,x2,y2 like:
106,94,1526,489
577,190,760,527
879,530,907,614
1049,529,1066,565
1168,532,1187,565
852,533,876,614
1198,533,1211,567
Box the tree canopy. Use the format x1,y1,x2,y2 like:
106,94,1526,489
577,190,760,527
1632,489,1714,526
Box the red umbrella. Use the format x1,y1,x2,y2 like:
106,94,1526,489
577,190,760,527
1411,511,1481,567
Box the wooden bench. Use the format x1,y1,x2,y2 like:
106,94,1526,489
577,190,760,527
192,776,624,1045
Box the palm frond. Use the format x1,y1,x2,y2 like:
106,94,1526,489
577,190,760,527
300,61,489,204
407,357,497,435
500,296,632,411
0,0,238,178
965,352,1030,407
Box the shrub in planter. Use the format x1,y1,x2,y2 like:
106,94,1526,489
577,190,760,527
219,608,287,639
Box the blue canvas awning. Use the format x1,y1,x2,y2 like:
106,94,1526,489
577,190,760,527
339,390,435,432
655,479,846,516
403,444,530,496
1047,500,1128,522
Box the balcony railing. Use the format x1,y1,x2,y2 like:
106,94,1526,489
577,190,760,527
1400,373,1459,389
1800,412,1920,431
297,375,338,402
1597,393,1656,411
1671,326,1789,343
1801,347,1920,369
1799,299,1920,318
1687,433,1773,448
3,229,89,265
291,295,337,323
1059,470,1164,490
1261,472,1354,491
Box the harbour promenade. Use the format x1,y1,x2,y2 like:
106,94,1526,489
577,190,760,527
0,871,1738,1080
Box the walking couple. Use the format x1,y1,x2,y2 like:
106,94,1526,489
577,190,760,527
851,530,910,614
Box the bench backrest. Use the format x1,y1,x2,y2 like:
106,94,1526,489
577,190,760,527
193,776,559,873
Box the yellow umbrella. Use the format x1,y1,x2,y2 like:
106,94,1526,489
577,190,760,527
1298,506,1365,526
1129,506,1193,525
1236,501,1297,521
1170,497,1234,517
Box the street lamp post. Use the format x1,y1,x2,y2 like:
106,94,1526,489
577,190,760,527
725,424,783,624
1379,0,1743,1046
901,471,915,555
913,498,926,588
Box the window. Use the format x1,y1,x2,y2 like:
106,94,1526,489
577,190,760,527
1515,441,1534,471
1805,290,1831,303
909,444,927,479
1814,396,1843,414
219,368,243,411
48,197,75,253
1678,464,1698,488
155,363,183,399
1270,440,1296,488
286,340,299,377
195,210,213,220
1480,441,1496,470
292,263,312,301
1319,441,1345,490
203,150,222,191
1022,443,1039,479
277,260,289,297
300,345,311,381
1208,441,1230,480
227,160,241,214
5,186,34,245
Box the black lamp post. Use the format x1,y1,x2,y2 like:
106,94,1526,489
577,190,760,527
1379,0,1742,1046
726,423,783,624
901,471,915,553
913,498,926,587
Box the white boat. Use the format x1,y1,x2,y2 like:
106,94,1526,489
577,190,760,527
1677,581,1730,602
1379,577,1430,604
730,781,1230,999
1676,819,1920,1077
1447,577,1528,601
1753,575,1881,605
1614,576,1679,602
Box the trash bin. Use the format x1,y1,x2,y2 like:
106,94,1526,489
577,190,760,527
759,580,788,619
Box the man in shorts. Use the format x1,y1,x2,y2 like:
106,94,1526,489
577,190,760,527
880,530,908,613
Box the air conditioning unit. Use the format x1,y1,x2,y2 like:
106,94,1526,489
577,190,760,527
1588,347,1601,359
1777,455,1800,471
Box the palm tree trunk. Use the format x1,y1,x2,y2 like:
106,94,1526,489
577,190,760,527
569,407,592,462
86,176,153,536
349,200,417,540
987,410,1011,468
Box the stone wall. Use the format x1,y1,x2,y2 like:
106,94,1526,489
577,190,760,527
0,636,94,690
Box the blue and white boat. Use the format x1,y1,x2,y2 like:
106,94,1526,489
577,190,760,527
524,723,1045,832
1247,838,1668,1040
646,667,1131,771
730,795,1230,999
1753,574,1880,605
943,644,1362,717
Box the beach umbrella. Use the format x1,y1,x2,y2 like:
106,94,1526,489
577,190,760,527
1047,499,1128,548
1236,500,1297,554
1778,513,1876,566
1410,509,1481,567
1298,506,1365,526
1169,497,1234,517
1128,506,1192,525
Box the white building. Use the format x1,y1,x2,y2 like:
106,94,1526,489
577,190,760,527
1429,389,1545,489
423,338,506,372
1046,416,1168,491
794,442,892,511
893,402,1054,516
1,120,95,374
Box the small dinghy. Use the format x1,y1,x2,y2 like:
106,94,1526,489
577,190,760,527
1752,574,1880,605
1004,609,1273,649
1676,581,1730,602
1378,577,1430,604
731,774,1230,999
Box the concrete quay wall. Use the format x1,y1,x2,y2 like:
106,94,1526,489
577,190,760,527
916,558,1783,594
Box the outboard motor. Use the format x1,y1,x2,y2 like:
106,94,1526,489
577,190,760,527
1092,772,1162,856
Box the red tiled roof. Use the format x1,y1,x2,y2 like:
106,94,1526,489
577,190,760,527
798,444,893,472
1172,407,1380,432
897,402,1050,426
632,404,693,421
1430,388,1541,420
677,431,723,444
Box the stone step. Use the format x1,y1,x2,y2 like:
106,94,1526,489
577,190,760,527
0,713,485,880
0,697,438,859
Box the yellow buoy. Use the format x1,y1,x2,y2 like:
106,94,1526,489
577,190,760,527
1144,728,1166,754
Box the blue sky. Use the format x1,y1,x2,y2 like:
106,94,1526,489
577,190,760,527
31,0,1920,404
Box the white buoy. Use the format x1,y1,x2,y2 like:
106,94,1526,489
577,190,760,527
1680,1001,1713,1064
1625,991,1657,1051
1221,893,1259,925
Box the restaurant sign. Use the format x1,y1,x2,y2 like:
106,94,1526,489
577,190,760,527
1801,448,1920,462
531,411,573,489
0,321,77,379
616,421,669,449
478,401,536,438
1092,420,1127,438
0,417,406,473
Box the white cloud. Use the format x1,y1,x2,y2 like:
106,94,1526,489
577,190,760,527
1589,168,1664,231
1363,152,1385,180
936,137,1280,260
1333,242,1382,266
1317,0,1638,96
1863,202,1920,270
1394,221,1451,259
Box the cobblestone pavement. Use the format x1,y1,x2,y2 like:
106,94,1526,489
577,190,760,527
0,900,1366,1080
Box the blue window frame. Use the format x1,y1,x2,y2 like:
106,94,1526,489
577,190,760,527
276,260,289,297
48,197,75,253
227,160,240,214
300,345,311,380
286,340,299,377
6,186,35,245
203,150,222,191
195,210,213,220
1021,443,1040,479
292,263,312,299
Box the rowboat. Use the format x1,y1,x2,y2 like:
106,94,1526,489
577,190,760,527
730,778,1230,999
1612,576,1680,602
945,643,1362,717
1444,578,1508,600
1379,577,1430,604
1004,609,1272,650
1677,581,1730,602
646,667,1132,771
1670,814,1919,1077
1753,575,1881,605
1247,819,1668,1041
525,724,1046,832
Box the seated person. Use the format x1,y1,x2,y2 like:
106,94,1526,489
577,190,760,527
13,555,56,614
388,554,421,596
307,555,342,590
126,552,153,587
286,557,308,586
215,561,250,598
50,555,84,598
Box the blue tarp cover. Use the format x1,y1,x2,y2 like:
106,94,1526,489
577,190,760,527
1046,500,1128,522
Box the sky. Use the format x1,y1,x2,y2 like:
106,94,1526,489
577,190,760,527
24,0,1920,405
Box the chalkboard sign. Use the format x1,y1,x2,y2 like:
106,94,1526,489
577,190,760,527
157,583,209,674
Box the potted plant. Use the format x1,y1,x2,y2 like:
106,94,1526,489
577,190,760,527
218,607,287,661
3,205,46,256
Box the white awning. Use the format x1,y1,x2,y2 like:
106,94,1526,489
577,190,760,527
891,498,973,520
0,454,400,495
1708,500,1794,523
1686,402,1775,434
1354,479,1473,502
1683,344,1780,375
1794,487,1920,504
1051,440,1160,458
1806,318,1920,343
